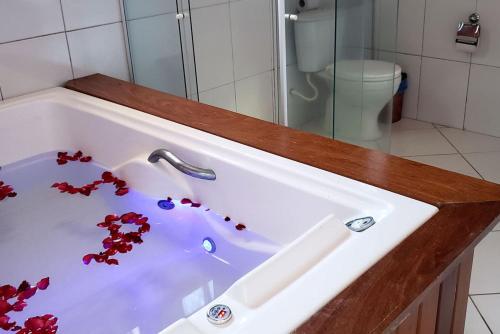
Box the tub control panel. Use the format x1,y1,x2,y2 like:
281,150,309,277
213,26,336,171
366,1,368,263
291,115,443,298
207,304,232,326
346,217,376,232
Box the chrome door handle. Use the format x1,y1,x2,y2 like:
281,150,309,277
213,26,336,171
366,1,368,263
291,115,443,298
176,13,185,20
284,13,298,21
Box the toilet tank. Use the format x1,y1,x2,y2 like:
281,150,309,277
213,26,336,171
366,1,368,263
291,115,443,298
294,9,335,73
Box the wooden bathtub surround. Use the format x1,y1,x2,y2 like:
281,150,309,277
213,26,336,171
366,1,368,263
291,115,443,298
66,74,500,334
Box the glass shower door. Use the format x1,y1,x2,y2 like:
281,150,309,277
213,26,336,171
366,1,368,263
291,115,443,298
334,0,399,152
123,0,198,99
277,0,336,137
277,0,399,153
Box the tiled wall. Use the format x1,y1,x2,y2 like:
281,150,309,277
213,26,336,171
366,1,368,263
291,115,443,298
397,0,500,137
191,0,275,122
0,0,130,100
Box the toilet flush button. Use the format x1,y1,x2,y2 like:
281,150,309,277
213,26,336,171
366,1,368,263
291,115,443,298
207,305,232,326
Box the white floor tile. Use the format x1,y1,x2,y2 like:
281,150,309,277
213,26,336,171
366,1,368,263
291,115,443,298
390,129,457,156
463,152,500,184
392,118,434,132
471,294,500,333
465,298,491,334
440,128,500,154
470,232,500,294
494,221,500,231
405,154,481,178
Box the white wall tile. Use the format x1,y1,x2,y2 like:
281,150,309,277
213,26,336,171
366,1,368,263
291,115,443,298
418,57,470,128
191,4,234,91
235,71,274,122
67,23,129,81
396,53,421,119
465,64,500,137
0,0,64,43
472,0,500,67
126,14,186,97
61,0,121,31
199,83,236,111
190,0,227,9
422,0,475,62
396,0,425,55
0,34,73,98
124,0,177,20
230,0,273,80
373,0,398,52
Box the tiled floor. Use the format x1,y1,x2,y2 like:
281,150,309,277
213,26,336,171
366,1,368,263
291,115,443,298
390,118,500,333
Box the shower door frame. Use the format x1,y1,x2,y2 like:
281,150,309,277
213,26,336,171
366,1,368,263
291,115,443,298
119,0,199,100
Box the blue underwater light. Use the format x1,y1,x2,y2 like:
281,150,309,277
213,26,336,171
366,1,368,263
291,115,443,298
202,237,216,253
157,199,175,210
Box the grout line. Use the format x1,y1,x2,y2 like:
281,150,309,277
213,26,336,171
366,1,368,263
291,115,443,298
435,126,485,179
462,62,473,130
415,0,427,120
0,21,121,47
58,0,75,79
226,1,238,113
401,153,463,158
65,21,122,33
0,31,65,45
470,292,500,296
124,11,177,23
469,296,494,334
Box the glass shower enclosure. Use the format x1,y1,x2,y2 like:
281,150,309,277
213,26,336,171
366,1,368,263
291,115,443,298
122,0,198,100
277,0,399,151
121,0,400,152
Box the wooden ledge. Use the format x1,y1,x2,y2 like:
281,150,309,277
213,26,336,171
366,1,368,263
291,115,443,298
66,74,500,333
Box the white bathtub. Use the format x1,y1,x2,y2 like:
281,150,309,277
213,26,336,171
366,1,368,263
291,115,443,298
0,88,437,333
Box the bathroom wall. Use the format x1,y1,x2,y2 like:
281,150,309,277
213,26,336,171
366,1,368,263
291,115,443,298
0,0,130,100
397,0,500,137
190,0,275,122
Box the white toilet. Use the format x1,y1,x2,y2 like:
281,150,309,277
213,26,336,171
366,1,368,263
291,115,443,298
294,9,402,141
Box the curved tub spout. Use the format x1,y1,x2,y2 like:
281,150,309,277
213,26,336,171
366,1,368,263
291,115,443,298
147,149,216,181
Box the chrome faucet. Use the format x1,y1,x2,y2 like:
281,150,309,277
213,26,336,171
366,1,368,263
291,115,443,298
147,149,216,181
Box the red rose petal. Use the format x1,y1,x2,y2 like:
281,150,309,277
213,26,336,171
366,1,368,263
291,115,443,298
12,300,27,312
0,300,12,315
36,278,49,290
115,188,129,196
235,224,246,231
0,285,17,300
17,287,37,301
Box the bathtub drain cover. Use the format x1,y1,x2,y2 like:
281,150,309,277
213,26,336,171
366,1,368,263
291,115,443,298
207,304,232,326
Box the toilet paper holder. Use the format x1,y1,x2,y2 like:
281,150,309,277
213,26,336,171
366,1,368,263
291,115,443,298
456,13,480,47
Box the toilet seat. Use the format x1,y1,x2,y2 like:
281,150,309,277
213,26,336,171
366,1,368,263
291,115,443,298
320,60,402,82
